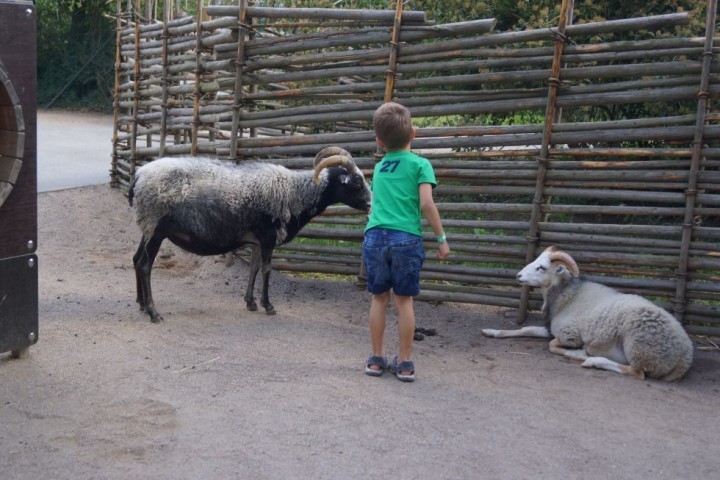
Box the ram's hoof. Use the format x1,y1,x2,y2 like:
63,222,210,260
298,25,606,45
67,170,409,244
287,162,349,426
265,307,276,316
145,308,162,323
481,328,499,337
246,300,258,312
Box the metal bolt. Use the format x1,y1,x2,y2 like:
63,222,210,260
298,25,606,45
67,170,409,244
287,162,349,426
27,240,34,250
29,332,36,342
28,258,35,268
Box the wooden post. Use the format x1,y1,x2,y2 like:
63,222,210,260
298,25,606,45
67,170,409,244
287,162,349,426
159,0,170,157
517,0,573,324
229,0,249,161
673,0,718,322
384,0,404,103
111,0,123,186
129,0,142,180
191,0,204,156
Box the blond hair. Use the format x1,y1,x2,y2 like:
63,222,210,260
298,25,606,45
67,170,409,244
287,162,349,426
372,102,413,151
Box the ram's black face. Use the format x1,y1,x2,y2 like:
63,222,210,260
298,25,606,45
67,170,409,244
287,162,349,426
335,169,371,212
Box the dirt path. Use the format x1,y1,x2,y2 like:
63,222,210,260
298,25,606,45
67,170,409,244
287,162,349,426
1,184,718,479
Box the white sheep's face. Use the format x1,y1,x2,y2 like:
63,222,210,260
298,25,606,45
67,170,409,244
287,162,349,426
517,250,573,288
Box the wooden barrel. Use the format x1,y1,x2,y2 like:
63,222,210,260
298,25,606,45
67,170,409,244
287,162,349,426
0,58,24,209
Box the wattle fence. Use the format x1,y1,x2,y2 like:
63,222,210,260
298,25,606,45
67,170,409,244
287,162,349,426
112,0,720,334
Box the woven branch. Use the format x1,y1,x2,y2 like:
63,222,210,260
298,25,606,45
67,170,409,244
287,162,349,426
111,2,720,331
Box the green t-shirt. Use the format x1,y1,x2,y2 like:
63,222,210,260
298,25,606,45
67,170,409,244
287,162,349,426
365,150,437,236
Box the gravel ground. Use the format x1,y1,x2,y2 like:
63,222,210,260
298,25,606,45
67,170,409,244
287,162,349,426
0,184,718,480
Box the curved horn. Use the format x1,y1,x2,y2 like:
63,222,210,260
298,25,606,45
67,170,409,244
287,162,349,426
312,155,357,185
547,247,580,277
314,146,353,167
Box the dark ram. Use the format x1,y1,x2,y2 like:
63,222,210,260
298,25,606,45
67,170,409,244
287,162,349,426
129,147,371,322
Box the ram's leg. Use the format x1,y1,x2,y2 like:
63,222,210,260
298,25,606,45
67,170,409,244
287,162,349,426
548,338,588,361
133,236,148,310
259,247,275,315
136,232,165,323
244,244,261,311
482,326,551,338
581,357,645,379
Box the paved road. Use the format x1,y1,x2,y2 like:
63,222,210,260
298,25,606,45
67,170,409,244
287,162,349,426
37,110,114,192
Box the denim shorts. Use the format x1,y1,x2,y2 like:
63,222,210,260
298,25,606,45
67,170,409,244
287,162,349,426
362,228,425,296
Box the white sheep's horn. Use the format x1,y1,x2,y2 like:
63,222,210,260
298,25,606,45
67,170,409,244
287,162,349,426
547,247,580,277
314,147,353,167
312,155,358,185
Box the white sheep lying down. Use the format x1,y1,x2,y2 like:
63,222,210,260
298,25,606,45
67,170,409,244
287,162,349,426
483,246,694,381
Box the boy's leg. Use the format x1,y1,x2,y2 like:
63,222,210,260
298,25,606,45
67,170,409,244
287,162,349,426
387,231,423,377
368,291,391,371
394,294,416,373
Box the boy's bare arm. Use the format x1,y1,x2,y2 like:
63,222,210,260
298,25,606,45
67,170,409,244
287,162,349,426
419,183,450,260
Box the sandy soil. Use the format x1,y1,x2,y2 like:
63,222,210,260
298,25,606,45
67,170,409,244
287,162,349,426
1,184,719,479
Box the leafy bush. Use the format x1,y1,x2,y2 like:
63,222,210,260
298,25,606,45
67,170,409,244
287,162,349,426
36,0,116,111
35,0,707,112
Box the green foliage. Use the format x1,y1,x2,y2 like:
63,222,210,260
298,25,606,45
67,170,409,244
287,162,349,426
413,115,465,128
36,0,709,112
36,0,116,111
483,111,545,126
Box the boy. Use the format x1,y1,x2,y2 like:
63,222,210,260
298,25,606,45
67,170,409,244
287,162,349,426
363,102,450,382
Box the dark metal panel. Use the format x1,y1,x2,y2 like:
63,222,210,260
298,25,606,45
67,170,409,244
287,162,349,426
0,254,38,355
0,0,38,356
0,0,37,259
